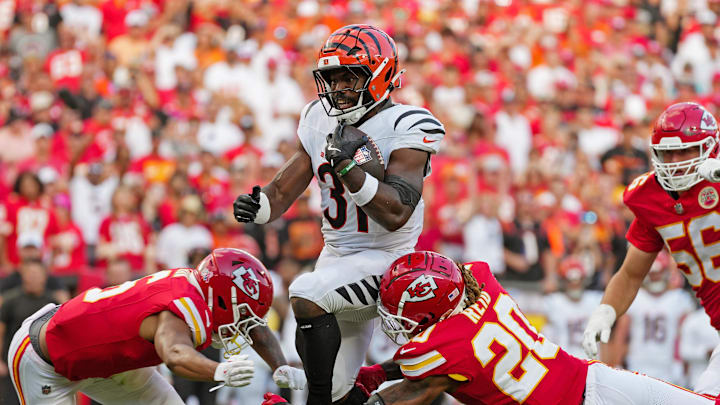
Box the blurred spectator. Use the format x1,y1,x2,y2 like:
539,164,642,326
210,211,261,257
494,90,532,175
260,58,305,151
108,10,150,68
70,162,118,262
104,257,133,287
463,193,504,273
0,116,34,167
196,100,244,156
157,171,194,227
156,195,212,269
8,4,57,61
282,192,323,267
0,258,62,405
50,193,87,277
600,121,650,186
17,123,66,180
97,185,155,275
680,307,720,390
44,23,85,92
542,257,601,359
60,0,103,42
501,190,554,284
576,107,621,167
3,172,59,267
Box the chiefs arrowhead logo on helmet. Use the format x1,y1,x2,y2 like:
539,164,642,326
233,265,260,301
403,274,438,302
702,111,718,131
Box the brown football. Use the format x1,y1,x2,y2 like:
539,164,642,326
343,125,385,181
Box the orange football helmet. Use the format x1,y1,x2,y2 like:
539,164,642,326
313,24,404,124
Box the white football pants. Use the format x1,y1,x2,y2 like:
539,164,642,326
584,362,715,405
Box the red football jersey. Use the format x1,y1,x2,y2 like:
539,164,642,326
624,172,720,329
393,262,588,405
45,269,212,380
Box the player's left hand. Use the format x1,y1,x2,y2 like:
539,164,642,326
356,364,387,394
325,124,368,167
272,365,306,390
582,304,616,359
262,392,290,405
698,158,720,182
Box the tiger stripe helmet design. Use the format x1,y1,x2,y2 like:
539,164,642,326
313,24,405,124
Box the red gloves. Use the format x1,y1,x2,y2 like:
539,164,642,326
262,392,290,405
356,364,388,395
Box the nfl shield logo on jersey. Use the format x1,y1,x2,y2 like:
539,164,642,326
404,275,438,302
42,385,51,395
232,266,260,301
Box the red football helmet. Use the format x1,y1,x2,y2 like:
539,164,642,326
378,251,465,344
559,257,587,283
651,102,720,191
193,248,273,356
313,24,404,124
644,250,672,294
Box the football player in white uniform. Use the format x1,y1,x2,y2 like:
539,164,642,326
233,25,444,404
610,252,695,385
680,307,720,389
542,257,602,359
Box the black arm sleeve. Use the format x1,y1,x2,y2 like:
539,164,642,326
385,174,421,210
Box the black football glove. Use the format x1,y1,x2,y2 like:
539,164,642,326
233,186,261,223
325,124,368,167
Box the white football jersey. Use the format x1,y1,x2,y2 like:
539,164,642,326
679,308,720,390
625,288,695,384
297,100,444,255
542,290,602,359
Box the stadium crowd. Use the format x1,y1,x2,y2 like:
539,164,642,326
2,0,720,404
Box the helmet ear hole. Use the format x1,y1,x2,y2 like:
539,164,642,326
384,68,393,83
217,296,227,310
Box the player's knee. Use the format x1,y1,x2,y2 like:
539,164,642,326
291,296,327,318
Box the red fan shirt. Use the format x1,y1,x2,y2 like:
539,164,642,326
5,197,59,265
97,214,152,271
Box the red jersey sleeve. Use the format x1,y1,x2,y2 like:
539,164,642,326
393,321,478,383
168,294,213,350
622,172,665,253
626,217,664,253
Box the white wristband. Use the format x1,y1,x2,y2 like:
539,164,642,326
254,192,271,224
349,172,379,207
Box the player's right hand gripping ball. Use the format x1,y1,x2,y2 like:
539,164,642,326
234,185,261,223
325,125,385,180
325,124,368,167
